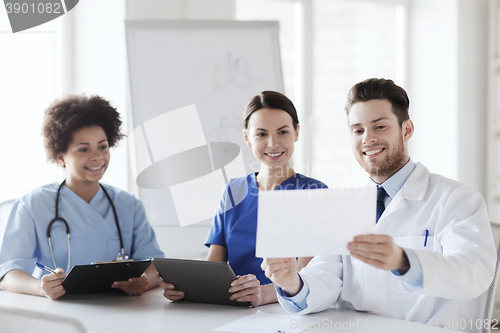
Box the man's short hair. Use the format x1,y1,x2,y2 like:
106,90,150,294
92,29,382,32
344,78,410,126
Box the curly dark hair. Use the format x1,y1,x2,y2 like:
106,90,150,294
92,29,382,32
42,94,124,163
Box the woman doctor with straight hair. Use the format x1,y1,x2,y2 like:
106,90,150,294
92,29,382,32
161,91,327,306
0,95,164,299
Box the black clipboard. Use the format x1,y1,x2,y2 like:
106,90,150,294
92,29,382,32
153,258,251,307
61,260,151,296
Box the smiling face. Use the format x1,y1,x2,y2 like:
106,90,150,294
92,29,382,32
348,99,413,184
57,125,110,187
244,108,299,171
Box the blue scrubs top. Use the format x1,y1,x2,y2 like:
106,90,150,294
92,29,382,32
0,183,164,278
205,173,327,285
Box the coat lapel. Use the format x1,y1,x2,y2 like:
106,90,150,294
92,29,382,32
378,162,430,222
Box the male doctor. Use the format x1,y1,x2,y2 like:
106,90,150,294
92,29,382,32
261,78,497,332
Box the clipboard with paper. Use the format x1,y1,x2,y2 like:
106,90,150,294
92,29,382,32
61,260,151,296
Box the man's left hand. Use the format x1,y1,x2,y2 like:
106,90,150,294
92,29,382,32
347,234,410,274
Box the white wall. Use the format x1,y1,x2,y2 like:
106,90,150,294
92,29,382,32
457,0,488,195
126,0,234,20
407,0,459,181
407,0,487,195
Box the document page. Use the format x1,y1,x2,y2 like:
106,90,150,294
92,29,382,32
214,310,325,333
256,187,376,258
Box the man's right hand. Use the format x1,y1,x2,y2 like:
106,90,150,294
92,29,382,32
261,258,302,297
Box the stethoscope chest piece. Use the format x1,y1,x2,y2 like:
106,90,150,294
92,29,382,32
116,248,129,261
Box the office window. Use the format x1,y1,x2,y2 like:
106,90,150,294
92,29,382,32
236,0,404,187
313,0,401,187
0,13,61,203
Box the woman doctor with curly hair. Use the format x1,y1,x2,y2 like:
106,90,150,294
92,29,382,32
0,95,164,299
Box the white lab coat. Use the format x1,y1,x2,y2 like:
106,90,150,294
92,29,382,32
292,163,496,333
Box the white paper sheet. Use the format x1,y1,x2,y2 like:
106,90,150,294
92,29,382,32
256,187,376,258
213,310,325,333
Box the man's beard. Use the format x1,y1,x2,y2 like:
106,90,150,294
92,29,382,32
360,142,408,181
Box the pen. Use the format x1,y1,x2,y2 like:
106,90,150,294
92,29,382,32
424,230,429,247
35,261,57,274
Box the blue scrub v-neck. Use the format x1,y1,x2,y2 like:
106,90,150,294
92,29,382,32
205,173,327,284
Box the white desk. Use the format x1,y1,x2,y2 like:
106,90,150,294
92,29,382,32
0,288,460,333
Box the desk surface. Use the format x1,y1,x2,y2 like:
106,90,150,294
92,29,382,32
0,288,460,333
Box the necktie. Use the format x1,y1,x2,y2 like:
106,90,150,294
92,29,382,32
376,186,387,223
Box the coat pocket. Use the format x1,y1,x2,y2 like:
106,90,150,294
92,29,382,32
393,235,439,252
390,235,439,294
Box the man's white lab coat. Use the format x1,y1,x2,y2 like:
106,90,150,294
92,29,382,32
291,163,496,333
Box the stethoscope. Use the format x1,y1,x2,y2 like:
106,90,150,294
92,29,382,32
47,180,129,272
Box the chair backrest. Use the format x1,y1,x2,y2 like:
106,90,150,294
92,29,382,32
0,199,15,248
0,304,86,332
484,221,500,333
